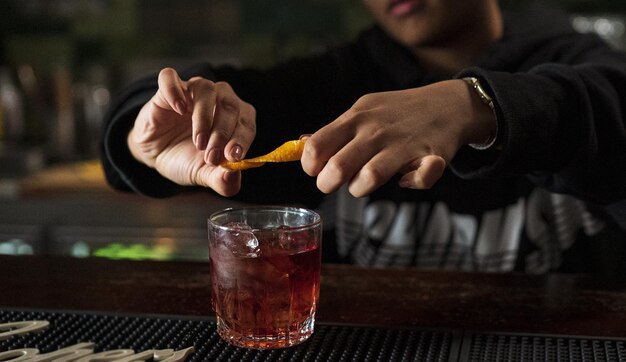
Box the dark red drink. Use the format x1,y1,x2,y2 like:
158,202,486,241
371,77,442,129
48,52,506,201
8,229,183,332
208,207,322,349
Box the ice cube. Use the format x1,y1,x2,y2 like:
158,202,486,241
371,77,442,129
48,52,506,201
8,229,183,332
222,222,260,258
277,226,311,251
275,225,289,250
224,221,253,231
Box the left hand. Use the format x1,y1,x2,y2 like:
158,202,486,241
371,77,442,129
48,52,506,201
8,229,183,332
301,79,496,197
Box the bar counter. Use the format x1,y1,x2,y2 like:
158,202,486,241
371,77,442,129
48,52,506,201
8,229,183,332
2,255,626,338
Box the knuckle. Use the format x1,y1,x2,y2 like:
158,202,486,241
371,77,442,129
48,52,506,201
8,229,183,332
359,165,385,189
354,93,376,108
191,77,216,92
344,107,368,127
364,122,385,137
239,115,256,134
304,137,323,160
218,95,239,112
241,103,256,122
212,128,231,142
242,101,256,115
325,158,350,181
159,67,177,78
357,93,372,104
215,81,234,91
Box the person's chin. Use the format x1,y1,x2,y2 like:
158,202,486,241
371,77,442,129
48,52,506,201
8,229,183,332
382,19,427,48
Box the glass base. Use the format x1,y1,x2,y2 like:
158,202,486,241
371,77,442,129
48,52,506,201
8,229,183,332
216,314,315,349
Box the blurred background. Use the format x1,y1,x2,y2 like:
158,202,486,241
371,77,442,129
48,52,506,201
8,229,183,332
0,0,624,262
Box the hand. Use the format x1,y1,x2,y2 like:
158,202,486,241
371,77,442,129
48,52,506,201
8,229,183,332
301,79,496,197
128,68,256,196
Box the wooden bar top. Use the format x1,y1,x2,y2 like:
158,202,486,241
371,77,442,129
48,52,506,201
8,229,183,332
2,255,626,338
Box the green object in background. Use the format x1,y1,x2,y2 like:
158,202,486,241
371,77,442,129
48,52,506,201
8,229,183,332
93,243,173,261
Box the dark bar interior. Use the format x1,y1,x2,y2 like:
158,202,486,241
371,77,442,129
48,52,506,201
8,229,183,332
1,1,626,361
1,1,625,262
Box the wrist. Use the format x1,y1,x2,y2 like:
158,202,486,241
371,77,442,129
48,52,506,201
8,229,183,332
460,77,498,149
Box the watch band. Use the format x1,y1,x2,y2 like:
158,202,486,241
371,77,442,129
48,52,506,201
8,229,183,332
462,77,498,150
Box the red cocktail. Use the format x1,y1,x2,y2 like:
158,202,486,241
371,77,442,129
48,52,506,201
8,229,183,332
208,207,322,349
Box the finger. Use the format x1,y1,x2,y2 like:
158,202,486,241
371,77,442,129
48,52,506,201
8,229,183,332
315,138,379,194
155,68,187,115
205,82,240,165
194,166,242,197
348,150,407,197
301,115,353,177
224,103,256,161
398,155,446,189
187,77,217,152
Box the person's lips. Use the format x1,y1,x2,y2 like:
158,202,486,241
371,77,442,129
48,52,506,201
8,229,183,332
388,0,422,17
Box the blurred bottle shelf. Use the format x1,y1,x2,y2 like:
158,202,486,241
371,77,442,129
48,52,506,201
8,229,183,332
0,143,45,180
0,158,107,199
0,158,244,262
0,223,210,262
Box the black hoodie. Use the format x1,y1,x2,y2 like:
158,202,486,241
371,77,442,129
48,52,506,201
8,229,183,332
101,6,626,273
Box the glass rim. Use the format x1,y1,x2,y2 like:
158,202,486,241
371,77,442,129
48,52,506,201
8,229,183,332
208,205,322,232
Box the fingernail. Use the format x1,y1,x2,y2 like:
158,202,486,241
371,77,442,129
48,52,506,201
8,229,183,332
299,134,312,140
175,100,186,114
195,133,208,150
207,148,223,165
230,145,243,161
399,178,411,188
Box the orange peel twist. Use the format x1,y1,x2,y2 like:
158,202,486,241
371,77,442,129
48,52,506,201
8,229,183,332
220,138,307,171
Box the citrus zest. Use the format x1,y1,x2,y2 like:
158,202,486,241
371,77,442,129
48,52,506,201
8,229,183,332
220,138,307,171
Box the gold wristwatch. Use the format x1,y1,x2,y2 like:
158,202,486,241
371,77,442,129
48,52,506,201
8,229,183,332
463,77,497,150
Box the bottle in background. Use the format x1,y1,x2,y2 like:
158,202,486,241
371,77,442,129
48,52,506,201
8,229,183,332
0,66,25,143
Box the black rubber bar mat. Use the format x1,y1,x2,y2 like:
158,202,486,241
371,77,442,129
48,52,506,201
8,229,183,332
1,309,625,361
462,332,626,362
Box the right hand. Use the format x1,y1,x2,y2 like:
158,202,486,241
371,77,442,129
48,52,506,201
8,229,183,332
128,68,256,196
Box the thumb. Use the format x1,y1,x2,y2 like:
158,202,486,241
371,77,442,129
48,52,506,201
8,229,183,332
398,155,446,189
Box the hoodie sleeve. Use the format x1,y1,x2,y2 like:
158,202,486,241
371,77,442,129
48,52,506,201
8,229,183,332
451,32,626,205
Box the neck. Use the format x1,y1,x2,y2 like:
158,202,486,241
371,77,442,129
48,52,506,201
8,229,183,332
412,4,503,75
